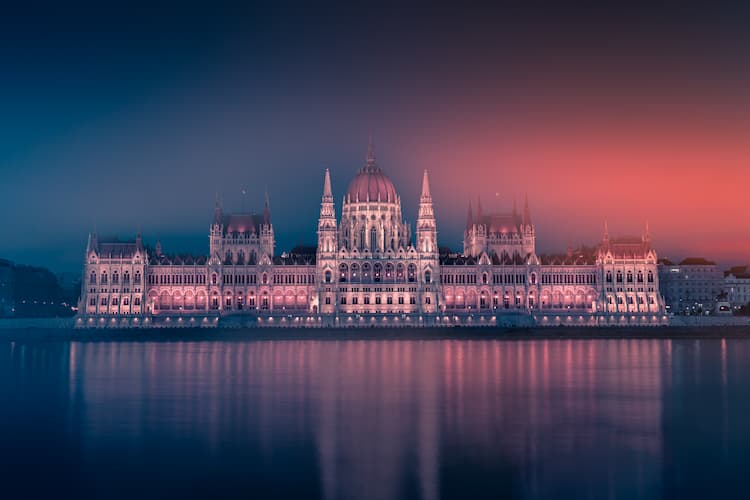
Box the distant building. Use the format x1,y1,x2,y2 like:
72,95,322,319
724,266,750,310
0,259,14,317
77,141,666,328
658,257,724,314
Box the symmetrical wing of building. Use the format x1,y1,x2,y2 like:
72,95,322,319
77,142,666,327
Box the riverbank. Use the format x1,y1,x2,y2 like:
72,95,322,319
1,324,749,342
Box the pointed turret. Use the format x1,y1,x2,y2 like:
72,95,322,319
416,168,438,265
643,221,650,242
523,193,531,225
366,132,376,169
263,188,271,224
420,169,431,200
317,169,338,257
417,170,435,223
476,195,483,223
603,221,610,242
91,225,98,250
318,169,336,220
136,225,142,248
466,200,474,230
323,168,333,200
213,192,223,225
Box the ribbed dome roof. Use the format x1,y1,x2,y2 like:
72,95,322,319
345,138,399,203
346,165,399,203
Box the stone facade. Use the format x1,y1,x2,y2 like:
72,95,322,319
77,142,666,328
657,258,724,314
724,266,750,310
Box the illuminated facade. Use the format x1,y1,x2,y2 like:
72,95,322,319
77,141,666,328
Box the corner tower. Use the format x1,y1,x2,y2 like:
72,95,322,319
416,170,437,255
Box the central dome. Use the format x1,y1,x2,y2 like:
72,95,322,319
345,139,399,203
346,165,399,203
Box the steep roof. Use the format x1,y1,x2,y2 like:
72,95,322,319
92,237,143,259
678,257,716,266
477,213,523,235
599,236,653,259
221,214,266,235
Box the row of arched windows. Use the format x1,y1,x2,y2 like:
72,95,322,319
148,274,206,285
336,262,418,283
541,273,596,285
90,271,141,285
606,271,654,283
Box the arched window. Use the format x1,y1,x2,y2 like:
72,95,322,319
407,264,416,282
212,273,217,285
370,228,377,253
424,270,432,284
339,263,348,282
637,271,644,283
134,271,141,284
627,271,633,283
616,271,623,283
374,263,382,282
324,270,332,283
606,271,612,283
647,271,654,283
351,263,360,281
396,264,405,282
385,263,394,280
362,263,371,280
360,228,366,250
482,272,488,285
101,272,108,285
262,273,268,284
112,272,119,284
89,272,96,284
530,273,537,285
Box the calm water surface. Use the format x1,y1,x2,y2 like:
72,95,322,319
2,334,750,499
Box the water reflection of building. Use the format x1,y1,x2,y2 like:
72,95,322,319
77,141,667,328
63,339,669,499
659,339,750,499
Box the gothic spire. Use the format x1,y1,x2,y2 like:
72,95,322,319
366,132,376,168
323,168,333,200
466,199,473,230
603,220,610,242
213,192,223,225
263,187,271,224
418,169,435,223
523,193,531,225
420,169,431,199
476,195,483,221
643,221,650,242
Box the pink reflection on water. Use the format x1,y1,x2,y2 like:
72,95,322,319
67,339,673,499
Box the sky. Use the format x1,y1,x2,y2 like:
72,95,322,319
1,3,749,272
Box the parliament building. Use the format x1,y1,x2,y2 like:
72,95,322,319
77,141,666,328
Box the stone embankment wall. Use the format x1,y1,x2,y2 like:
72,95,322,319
0,317,75,329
